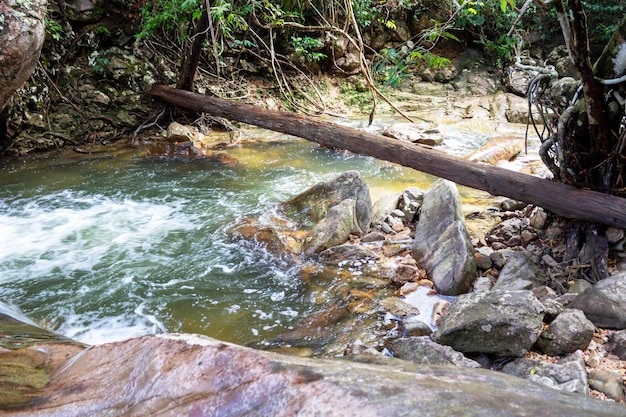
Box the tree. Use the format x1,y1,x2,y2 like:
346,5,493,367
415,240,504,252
542,3,625,195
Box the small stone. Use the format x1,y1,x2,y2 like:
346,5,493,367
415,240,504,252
520,230,536,245
473,276,492,293
392,222,405,233
475,252,493,270
391,209,406,218
535,309,595,356
401,317,433,337
588,370,624,402
568,279,592,294
606,227,625,244
541,254,559,268
381,222,394,234
529,207,548,230
381,297,420,317
500,198,526,211
361,231,386,242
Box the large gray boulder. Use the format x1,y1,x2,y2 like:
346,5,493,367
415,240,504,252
433,290,545,356
568,273,626,328
0,0,47,111
412,179,476,295
8,333,626,417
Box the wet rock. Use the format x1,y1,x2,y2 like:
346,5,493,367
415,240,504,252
284,171,372,236
412,179,476,295
391,336,481,368
0,0,47,110
383,122,444,146
400,316,433,336
381,297,420,317
433,290,545,356
304,198,361,255
0,312,86,409
492,250,540,291
536,309,595,356
9,334,626,417
568,273,626,329
502,351,588,394
472,276,492,292
588,370,624,402
318,243,379,265
165,121,193,142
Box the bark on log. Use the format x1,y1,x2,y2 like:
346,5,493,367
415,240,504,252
148,84,626,229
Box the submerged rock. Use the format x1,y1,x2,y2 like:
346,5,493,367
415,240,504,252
8,333,626,417
382,121,444,146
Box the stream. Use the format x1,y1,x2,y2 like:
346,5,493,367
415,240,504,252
0,120,521,351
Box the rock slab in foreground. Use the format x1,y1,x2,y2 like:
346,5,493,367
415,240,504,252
412,179,476,295
6,334,626,417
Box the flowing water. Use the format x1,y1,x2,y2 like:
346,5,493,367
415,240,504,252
0,121,505,348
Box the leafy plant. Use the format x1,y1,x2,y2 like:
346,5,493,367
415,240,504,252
291,36,326,62
45,13,63,41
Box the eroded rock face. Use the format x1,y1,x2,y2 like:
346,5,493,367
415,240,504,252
7,333,626,417
412,179,476,295
0,0,47,111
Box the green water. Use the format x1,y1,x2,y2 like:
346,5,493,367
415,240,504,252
0,124,493,348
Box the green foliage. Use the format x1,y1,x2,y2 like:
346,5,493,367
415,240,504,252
93,25,112,38
373,44,452,89
45,16,63,41
137,0,203,41
291,36,326,62
582,0,625,43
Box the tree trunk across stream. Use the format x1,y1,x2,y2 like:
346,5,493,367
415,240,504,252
148,84,626,229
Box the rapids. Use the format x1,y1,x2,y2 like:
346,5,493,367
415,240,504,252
0,122,511,348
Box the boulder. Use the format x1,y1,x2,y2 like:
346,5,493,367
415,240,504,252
433,290,545,356
568,273,626,328
303,198,361,255
283,171,372,236
502,351,588,394
9,333,626,417
412,179,476,295
535,309,595,356
391,336,481,368
0,0,47,111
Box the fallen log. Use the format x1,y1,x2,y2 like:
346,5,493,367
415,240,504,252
148,84,626,229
